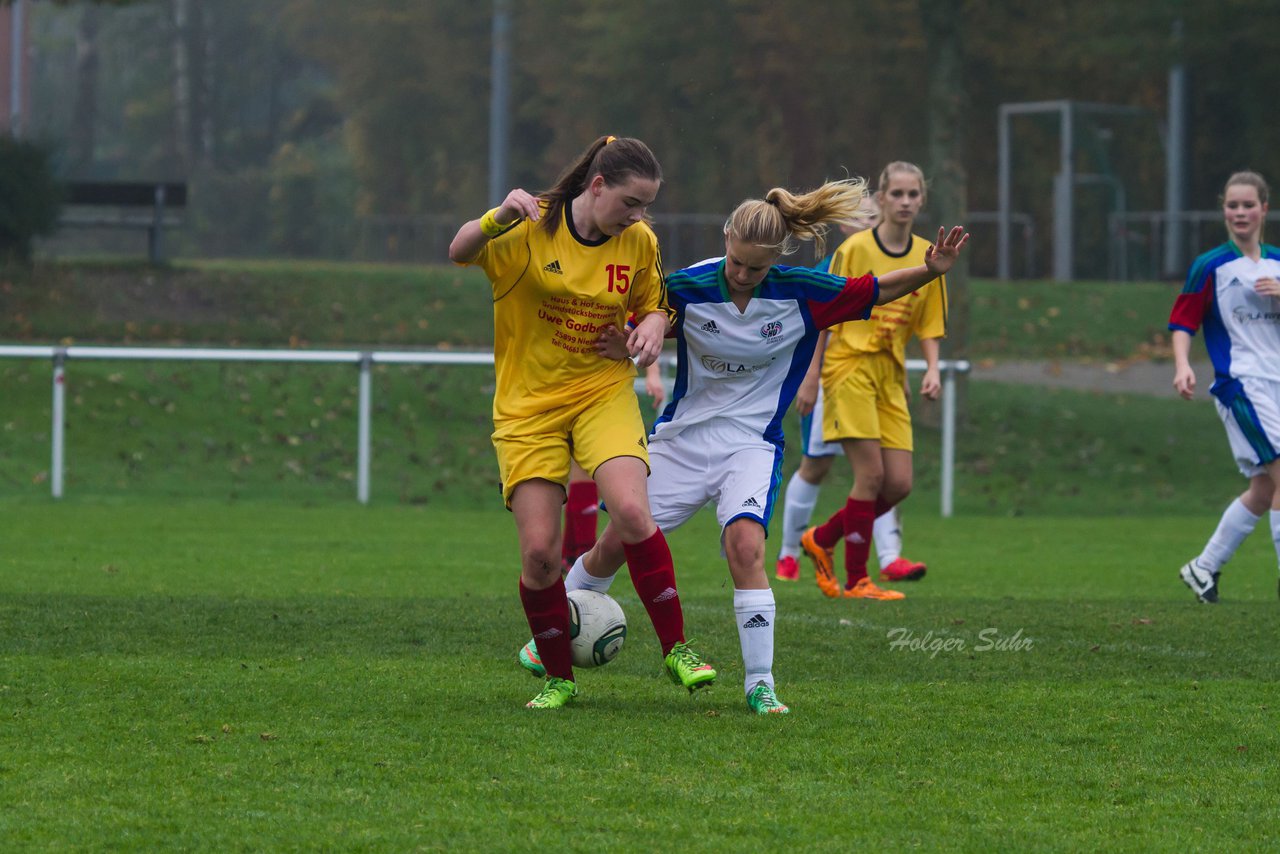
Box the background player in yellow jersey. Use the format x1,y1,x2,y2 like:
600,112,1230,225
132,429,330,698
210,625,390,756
775,220,924,583
448,135,715,709
797,161,948,600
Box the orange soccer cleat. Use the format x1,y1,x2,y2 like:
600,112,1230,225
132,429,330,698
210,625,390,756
800,528,840,598
842,577,906,600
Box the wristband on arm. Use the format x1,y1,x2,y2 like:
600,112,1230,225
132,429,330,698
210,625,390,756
480,207,513,238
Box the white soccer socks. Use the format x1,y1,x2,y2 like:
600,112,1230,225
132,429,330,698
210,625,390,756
734,587,777,695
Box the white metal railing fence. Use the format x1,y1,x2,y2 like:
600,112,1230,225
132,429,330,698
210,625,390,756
0,345,970,516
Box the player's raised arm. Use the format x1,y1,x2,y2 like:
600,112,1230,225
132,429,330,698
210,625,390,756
447,188,541,264
874,226,969,304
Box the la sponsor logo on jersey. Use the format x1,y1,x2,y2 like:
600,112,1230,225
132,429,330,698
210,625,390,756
543,259,564,275
759,320,783,340
700,319,721,334
700,355,775,375
1232,305,1280,324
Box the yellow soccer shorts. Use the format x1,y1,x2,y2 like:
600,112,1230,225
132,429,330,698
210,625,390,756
491,377,650,508
822,351,914,451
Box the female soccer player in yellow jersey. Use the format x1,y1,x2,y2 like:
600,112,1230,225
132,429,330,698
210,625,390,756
799,162,949,600
448,135,715,709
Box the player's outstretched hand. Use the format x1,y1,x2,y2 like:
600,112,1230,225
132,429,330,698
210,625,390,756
924,226,970,275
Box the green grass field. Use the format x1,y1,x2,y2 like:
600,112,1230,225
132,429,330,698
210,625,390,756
3,260,1276,849
3,503,1279,850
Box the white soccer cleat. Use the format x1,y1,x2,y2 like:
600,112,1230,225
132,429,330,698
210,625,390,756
1179,558,1219,604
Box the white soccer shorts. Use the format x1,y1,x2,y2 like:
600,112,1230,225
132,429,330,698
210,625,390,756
645,418,783,536
1215,375,1280,477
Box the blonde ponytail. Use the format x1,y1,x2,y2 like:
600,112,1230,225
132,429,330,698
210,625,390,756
725,178,874,258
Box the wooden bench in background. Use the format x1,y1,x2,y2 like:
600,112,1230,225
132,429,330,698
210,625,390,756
59,181,188,264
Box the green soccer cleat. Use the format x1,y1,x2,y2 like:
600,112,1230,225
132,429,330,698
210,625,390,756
746,680,790,715
664,640,717,693
518,639,546,677
526,677,578,709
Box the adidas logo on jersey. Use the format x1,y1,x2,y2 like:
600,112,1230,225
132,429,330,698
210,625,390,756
741,497,762,509
543,259,564,275
742,613,770,629
700,319,721,334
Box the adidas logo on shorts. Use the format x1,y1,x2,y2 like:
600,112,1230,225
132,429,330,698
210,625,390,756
741,497,761,509
543,259,564,275
743,613,770,629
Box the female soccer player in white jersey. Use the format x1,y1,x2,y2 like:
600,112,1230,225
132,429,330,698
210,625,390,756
1169,170,1280,603
448,135,715,709
798,162,948,600
525,179,968,714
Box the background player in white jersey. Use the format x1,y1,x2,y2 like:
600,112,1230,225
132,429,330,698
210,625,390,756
797,162,948,600
531,179,968,714
1169,170,1280,603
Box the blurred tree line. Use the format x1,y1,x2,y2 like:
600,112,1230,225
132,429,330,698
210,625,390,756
21,0,1280,272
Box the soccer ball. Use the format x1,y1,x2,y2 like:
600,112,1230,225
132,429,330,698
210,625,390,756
568,589,627,668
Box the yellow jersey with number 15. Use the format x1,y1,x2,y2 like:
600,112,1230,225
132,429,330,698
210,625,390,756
822,227,947,383
471,202,669,423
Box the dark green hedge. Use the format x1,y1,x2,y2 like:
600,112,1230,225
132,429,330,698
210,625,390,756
0,136,61,262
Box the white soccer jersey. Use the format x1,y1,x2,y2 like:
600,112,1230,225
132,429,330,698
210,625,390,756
653,258,878,449
1169,242,1280,398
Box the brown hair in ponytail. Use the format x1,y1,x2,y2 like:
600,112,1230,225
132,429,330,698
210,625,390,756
539,136,663,237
